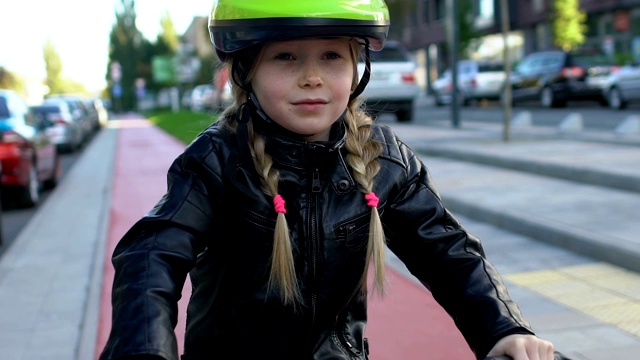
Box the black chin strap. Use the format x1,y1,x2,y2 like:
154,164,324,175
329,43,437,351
235,102,253,167
350,39,371,102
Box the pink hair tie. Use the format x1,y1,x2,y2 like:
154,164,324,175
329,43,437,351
273,194,287,214
365,192,379,208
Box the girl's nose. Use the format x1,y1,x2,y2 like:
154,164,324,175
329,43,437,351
300,63,323,88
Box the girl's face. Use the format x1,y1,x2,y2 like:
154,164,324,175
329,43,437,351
252,38,355,142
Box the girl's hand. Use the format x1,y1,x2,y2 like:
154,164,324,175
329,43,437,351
486,334,555,360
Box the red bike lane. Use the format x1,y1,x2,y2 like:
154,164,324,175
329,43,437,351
96,120,472,359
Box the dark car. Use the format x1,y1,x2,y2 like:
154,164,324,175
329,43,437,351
506,49,619,108
0,90,61,208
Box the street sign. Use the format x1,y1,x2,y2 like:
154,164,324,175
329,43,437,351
112,84,122,97
110,62,122,83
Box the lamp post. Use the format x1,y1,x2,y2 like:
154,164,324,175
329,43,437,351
447,0,460,128
501,0,512,142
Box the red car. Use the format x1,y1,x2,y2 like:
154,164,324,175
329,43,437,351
0,90,61,208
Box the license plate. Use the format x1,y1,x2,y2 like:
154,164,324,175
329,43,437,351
586,77,607,88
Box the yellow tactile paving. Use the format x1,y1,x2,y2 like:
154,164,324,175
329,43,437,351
505,263,640,338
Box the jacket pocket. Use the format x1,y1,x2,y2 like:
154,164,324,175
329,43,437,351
334,209,380,248
330,326,368,360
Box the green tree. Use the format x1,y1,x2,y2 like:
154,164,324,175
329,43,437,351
44,39,64,94
42,40,88,95
157,11,180,55
551,0,587,51
0,67,25,92
458,0,478,57
440,0,479,58
147,10,181,91
108,0,146,111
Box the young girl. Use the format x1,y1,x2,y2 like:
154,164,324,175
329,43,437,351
100,1,556,359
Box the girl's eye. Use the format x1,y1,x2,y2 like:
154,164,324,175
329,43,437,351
324,52,342,60
274,53,295,61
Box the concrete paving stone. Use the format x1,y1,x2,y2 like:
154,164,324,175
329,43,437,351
577,344,640,360
521,311,603,333
501,285,574,316
0,330,30,360
547,325,640,350
24,326,79,360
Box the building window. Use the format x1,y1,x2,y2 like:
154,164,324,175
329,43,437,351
435,0,446,21
532,0,544,13
422,0,430,24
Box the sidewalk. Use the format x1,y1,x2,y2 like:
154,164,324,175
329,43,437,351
0,113,638,359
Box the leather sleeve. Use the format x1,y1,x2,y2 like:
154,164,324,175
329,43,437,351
380,130,534,359
100,130,226,360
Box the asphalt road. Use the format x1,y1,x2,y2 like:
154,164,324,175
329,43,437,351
417,98,640,131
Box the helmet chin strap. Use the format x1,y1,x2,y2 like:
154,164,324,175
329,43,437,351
350,38,371,102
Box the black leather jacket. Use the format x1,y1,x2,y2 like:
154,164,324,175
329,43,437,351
100,118,533,360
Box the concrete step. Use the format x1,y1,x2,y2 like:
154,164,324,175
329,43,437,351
420,156,640,274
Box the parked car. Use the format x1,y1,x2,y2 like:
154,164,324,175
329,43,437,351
30,102,84,152
190,84,216,111
433,60,506,106
0,162,3,245
506,49,619,108
358,40,420,122
83,98,108,130
603,62,640,109
0,90,61,208
43,95,95,142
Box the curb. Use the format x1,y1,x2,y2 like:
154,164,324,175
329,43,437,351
416,146,640,193
442,197,640,274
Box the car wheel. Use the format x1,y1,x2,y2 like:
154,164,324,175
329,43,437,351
19,165,40,208
540,87,554,108
457,92,467,106
608,87,627,110
396,104,413,123
434,93,445,107
43,155,62,190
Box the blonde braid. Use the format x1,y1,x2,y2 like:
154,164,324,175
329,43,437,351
343,105,386,296
248,122,301,307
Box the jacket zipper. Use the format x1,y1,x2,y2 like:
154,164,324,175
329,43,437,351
310,166,321,324
333,327,363,358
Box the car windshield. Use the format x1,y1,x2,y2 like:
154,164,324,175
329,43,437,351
0,97,9,118
31,106,59,114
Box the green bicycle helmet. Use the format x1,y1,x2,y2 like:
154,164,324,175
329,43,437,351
209,0,390,62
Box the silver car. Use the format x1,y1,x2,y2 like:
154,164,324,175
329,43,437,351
433,60,505,106
30,102,84,152
358,40,421,122
603,62,640,110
